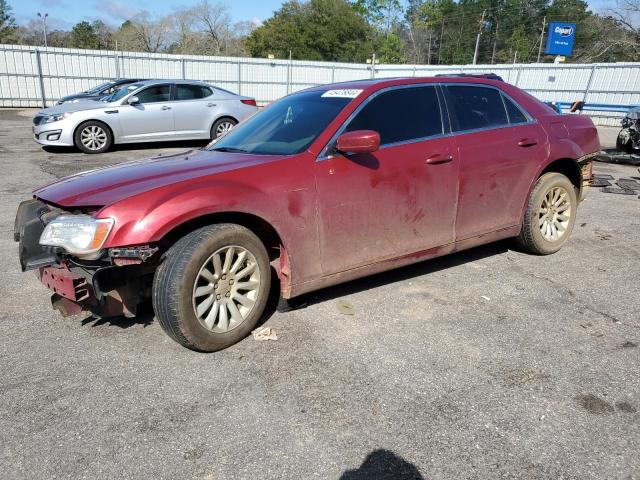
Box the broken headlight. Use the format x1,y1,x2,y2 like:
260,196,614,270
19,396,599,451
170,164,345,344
40,215,114,258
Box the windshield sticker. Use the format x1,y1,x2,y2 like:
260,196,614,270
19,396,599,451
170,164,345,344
321,89,363,98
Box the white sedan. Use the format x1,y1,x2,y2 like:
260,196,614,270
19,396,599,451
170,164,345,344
32,80,258,154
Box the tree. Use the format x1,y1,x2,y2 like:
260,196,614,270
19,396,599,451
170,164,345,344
246,0,376,62
114,15,172,53
70,21,100,49
0,0,17,42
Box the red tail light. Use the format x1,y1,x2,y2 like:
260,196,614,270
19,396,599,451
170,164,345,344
241,99,257,106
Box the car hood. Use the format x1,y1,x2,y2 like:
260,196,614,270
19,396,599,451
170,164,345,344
34,149,283,208
38,99,112,115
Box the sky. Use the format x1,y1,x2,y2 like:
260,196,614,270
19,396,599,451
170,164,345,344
10,0,616,31
9,0,284,30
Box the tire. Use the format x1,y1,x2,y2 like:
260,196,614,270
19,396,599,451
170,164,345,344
74,120,113,154
516,172,578,255
210,117,237,140
153,224,271,352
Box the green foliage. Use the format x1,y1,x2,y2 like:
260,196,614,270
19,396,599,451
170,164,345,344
69,20,112,49
245,0,376,62
0,0,17,42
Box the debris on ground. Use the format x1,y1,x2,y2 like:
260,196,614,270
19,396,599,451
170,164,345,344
251,327,278,341
595,150,640,166
481,295,491,301
601,186,636,195
336,299,355,315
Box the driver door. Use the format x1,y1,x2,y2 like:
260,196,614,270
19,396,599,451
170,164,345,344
314,85,459,274
117,84,175,142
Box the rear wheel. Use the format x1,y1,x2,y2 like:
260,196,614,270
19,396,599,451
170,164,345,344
516,172,577,255
210,118,237,140
74,120,112,154
153,224,271,352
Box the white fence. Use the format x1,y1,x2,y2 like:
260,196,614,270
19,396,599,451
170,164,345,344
1,43,639,126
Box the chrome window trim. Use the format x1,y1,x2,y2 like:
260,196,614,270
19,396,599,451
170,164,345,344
316,82,537,162
317,83,446,161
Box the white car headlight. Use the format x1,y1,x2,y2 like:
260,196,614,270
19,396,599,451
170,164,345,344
42,112,73,124
40,215,114,256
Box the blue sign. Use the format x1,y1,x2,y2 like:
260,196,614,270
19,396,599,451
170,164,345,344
545,22,576,56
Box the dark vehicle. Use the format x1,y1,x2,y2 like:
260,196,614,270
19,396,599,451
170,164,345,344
616,106,640,153
56,79,144,105
15,77,599,352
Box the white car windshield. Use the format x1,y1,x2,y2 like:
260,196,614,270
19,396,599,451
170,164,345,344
103,83,144,103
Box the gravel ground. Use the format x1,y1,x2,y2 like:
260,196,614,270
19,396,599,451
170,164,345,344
0,109,638,480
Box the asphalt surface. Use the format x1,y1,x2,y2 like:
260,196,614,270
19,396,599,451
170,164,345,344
0,109,638,480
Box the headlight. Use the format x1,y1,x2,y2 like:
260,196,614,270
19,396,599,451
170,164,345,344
40,215,114,256
42,112,73,124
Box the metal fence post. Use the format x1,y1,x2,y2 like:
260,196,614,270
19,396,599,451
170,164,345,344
181,58,186,80
286,60,291,94
583,65,596,103
237,61,242,95
34,49,46,108
114,51,120,78
514,66,522,87
331,66,335,83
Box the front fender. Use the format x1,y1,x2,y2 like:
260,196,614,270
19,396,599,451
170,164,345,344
98,179,280,248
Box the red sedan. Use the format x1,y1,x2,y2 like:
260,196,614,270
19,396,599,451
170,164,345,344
15,76,600,351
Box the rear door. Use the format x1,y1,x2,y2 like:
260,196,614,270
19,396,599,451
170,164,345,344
171,84,219,139
443,84,546,239
117,84,174,142
315,85,459,274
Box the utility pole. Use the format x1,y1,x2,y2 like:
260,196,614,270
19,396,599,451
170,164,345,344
537,16,546,63
491,20,498,65
473,9,486,65
37,12,48,48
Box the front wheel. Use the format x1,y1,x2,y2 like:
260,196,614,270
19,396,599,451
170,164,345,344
516,172,578,255
153,224,271,352
74,120,113,154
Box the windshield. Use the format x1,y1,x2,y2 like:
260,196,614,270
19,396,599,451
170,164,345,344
102,83,144,103
86,81,114,94
209,90,353,155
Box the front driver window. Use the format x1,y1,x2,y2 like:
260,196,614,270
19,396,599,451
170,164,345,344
345,86,443,145
136,85,171,104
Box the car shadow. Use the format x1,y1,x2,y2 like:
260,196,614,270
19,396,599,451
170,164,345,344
340,449,424,479
286,239,511,310
42,139,209,155
81,311,155,329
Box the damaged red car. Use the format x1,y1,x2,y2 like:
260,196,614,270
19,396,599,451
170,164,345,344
15,77,599,351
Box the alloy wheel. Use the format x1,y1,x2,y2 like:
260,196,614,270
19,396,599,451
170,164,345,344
192,245,261,333
80,125,107,151
216,121,235,136
538,186,572,242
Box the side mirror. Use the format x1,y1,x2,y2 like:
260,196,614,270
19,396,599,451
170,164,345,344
127,96,140,105
336,130,380,155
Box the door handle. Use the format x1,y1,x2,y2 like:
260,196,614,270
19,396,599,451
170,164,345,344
425,154,453,165
518,138,537,147
207,103,216,107
161,106,172,110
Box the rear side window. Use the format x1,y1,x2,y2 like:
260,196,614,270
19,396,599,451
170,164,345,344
503,95,528,124
345,86,442,145
446,85,508,131
176,84,213,100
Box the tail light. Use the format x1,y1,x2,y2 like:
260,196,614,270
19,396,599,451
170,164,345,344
241,99,257,106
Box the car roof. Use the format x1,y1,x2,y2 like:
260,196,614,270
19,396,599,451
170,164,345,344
129,79,215,87
305,76,506,94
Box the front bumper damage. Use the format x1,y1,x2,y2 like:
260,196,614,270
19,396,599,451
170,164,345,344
14,199,156,318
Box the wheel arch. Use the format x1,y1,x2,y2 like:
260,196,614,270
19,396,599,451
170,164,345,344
538,157,582,192
210,115,239,131
156,211,291,296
